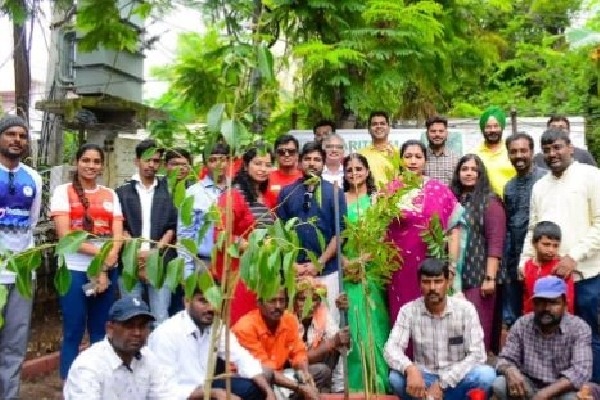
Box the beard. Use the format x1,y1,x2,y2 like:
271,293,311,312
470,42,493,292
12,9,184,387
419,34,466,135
534,311,562,328
0,147,24,160
484,131,503,145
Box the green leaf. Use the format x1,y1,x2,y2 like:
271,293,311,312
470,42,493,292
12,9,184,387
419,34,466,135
184,273,198,300
316,229,326,252
215,231,227,250
306,250,322,274
180,196,195,227
283,251,296,301
257,44,275,82
145,250,163,289
220,119,236,147
121,238,140,279
180,238,198,256
141,147,158,160
87,241,114,279
54,256,72,297
205,286,223,308
227,243,240,258
11,250,42,273
55,231,89,255
0,284,7,327
13,258,32,299
165,257,184,292
173,180,187,208
197,270,215,292
314,185,322,208
207,103,226,133
121,273,138,294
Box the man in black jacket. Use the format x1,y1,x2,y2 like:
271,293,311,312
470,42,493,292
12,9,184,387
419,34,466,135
116,139,178,324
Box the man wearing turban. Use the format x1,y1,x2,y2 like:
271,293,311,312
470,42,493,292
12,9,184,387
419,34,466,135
473,106,516,197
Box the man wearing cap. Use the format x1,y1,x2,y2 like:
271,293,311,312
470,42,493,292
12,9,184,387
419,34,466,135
472,106,516,197
148,288,277,400
64,296,178,399
493,276,592,400
0,114,42,399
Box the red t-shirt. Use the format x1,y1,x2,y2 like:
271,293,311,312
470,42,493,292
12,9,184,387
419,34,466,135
523,258,575,314
268,169,302,199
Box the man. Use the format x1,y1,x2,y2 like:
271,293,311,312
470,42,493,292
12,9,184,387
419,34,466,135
233,289,322,400
423,115,459,185
179,143,229,278
321,133,345,187
0,115,42,399
165,147,194,187
148,288,276,400
313,120,336,144
533,116,596,168
384,258,496,400
493,276,592,399
502,133,547,327
359,111,398,187
268,134,302,198
293,278,350,393
472,106,516,197
64,296,176,399
520,128,600,383
116,139,178,323
276,141,347,323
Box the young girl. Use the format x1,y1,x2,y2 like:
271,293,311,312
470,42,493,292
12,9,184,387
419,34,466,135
50,143,123,379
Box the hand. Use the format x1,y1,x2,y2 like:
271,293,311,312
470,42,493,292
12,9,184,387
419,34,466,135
335,293,348,311
405,365,427,399
95,272,109,294
138,250,149,262
427,381,444,400
480,279,496,297
295,263,317,277
209,388,241,400
138,266,148,282
297,383,319,400
505,367,527,398
264,391,277,400
532,390,551,400
334,326,351,348
104,252,119,268
553,255,576,278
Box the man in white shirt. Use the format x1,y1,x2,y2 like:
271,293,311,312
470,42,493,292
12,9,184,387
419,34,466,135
384,258,496,400
321,133,345,187
148,288,276,400
520,128,600,383
64,296,177,400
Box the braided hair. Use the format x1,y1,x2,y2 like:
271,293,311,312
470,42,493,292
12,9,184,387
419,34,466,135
72,143,105,232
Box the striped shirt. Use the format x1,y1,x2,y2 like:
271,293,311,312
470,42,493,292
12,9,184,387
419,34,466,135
249,202,274,229
497,313,592,389
384,296,486,389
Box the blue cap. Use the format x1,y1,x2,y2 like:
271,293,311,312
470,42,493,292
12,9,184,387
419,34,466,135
532,276,567,299
108,296,155,322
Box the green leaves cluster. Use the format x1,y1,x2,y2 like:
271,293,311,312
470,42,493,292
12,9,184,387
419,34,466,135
419,214,447,260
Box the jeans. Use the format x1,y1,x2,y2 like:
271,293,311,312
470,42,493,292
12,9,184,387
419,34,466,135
502,280,523,326
119,278,171,324
389,365,496,400
575,275,600,383
493,375,577,399
59,269,118,379
212,378,265,400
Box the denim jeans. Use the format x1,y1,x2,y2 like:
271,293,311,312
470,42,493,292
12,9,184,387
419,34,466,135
118,278,171,324
575,275,600,383
212,378,265,400
59,269,118,379
389,365,496,400
502,280,523,326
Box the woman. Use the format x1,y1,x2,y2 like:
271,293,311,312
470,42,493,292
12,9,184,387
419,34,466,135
387,140,463,323
214,144,277,324
49,143,123,380
450,154,506,353
342,153,390,394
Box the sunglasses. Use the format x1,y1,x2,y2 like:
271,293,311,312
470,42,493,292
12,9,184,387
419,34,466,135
303,191,313,212
277,148,298,156
8,171,15,195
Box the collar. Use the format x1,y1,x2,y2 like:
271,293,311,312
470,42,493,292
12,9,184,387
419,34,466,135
179,310,212,339
323,165,343,174
477,142,507,156
516,166,545,181
131,174,158,190
253,309,289,337
426,147,449,157
533,316,566,336
418,296,453,317
549,161,577,181
0,163,22,173
367,143,396,156
102,338,142,371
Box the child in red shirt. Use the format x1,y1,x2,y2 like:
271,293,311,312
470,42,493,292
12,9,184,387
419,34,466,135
522,221,575,314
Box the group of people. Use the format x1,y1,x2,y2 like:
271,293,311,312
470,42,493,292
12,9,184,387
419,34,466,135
0,106,599,399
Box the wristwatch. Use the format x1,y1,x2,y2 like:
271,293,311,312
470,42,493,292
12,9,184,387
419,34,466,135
483,275,496,282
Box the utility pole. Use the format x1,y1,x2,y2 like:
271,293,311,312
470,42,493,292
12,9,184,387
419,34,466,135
13,0,30,121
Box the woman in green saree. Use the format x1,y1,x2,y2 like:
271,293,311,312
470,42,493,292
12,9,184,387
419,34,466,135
342,153,390,394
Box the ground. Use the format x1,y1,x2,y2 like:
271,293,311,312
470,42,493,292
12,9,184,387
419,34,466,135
20,371,63,400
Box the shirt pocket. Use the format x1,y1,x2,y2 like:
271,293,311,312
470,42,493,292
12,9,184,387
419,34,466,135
447,336,466,362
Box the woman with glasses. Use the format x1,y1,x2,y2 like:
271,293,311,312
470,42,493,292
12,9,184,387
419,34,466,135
387,140,463,324
342,153,390,393
214,143,277,324
49,143,123,381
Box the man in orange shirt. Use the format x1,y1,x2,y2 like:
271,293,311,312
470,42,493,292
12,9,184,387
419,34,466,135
268,135,302,199
233,289,325,399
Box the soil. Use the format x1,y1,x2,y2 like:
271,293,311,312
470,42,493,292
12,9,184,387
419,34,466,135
20,370,63,400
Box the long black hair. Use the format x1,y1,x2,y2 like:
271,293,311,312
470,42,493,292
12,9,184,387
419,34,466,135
342,153,376,195
232,143,274,204
72,143,105,232
450,154,494,224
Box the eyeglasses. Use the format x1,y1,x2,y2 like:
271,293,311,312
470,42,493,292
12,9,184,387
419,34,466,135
277,148,297,156
303,191,313,212
324,144,344,150
8,171,15,195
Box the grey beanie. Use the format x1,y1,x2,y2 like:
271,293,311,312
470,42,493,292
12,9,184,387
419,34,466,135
0,115,28,135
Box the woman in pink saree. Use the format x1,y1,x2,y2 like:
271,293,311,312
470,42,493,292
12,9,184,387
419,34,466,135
387,140,463,323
